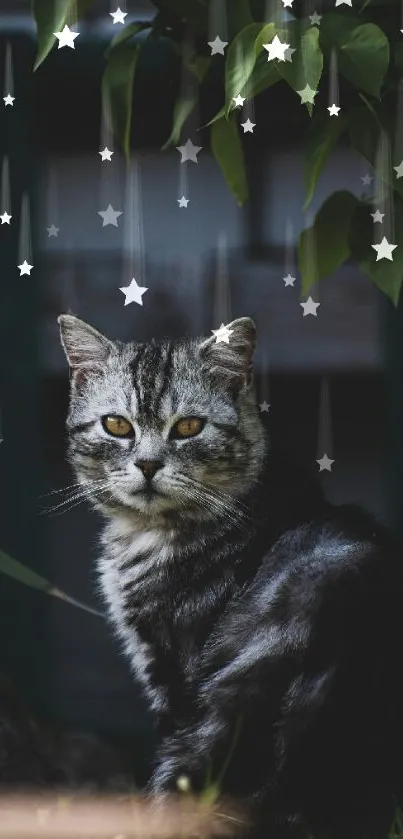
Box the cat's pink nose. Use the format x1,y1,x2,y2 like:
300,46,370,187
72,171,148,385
136,460,163,480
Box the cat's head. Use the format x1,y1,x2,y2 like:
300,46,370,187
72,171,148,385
58,315,267,527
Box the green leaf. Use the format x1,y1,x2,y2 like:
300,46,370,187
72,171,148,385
107,21,150,54
338,23,389,98
277,27,323,112
211,114,249,206
349,199,403,305
102,41,141,159
224,23,264,116
304,111,347,209
298,190,359,295
247,53,280,98
254,22,277,58
162,90,199,149
32,0,95,70
348,103,379,167
0,549,103,618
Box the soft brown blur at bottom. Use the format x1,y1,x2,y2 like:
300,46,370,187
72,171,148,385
0,792,248,838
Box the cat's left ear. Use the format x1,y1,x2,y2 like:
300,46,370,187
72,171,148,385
58,314,114,385
199,317,256,391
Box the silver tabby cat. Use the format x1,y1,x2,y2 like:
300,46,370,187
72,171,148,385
59,313,403,839
58,314,264,714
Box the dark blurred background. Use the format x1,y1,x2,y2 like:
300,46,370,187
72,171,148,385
0,0,402,786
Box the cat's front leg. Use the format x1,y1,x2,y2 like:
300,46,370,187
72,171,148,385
149,710,229,795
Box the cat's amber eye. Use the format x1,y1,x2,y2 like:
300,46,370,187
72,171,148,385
171,417,205,439
102,415,134,438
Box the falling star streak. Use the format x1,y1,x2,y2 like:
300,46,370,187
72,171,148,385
122,157,146,296
316,376,335,472
213,232,232,326
1,157,11,218
17,192,33,269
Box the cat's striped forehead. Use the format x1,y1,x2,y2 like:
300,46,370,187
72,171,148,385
117,338,226,425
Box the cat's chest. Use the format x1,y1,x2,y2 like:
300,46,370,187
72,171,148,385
98,529,194,713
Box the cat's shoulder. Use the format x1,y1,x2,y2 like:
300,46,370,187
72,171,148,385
252,503,401,620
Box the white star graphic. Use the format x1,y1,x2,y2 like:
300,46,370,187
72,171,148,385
207,35,228,55
18,259,33,276
241,118,256,133
0,211,11,224
309,12,322,25
282,0,294,6
394,161,403,179
99,147,114,161
283,273,296,287
176,139,202,163
233,94,246,107
178,196,189,208
297,85,317,104
54,24,79,49
300,296,320,316
3,94,14,106
285,47,296,62
361,174,373,185
109,7,128,24
98,204,123,227
211,323,234,344
372,236,397,262
335,0,352,5
259,400,271,413
371,210,384,223
263,35,290,62
328,104,340,116
119,277,148,306
47,224,59,237
316,454,335,472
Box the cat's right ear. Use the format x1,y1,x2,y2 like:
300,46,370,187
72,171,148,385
58,315,114,385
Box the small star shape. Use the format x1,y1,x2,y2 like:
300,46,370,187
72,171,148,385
98,204,122,227
233,94,246,107
207,35,228,55
178,196,189,208
283,273,296,287
3,94,14,106
0,211,11,224
335,0,352,5
316,454,335,472
309,12,322,25
372,236,397,262
211,323,234,344
263,35,290,62
99,147,114,161
241,118,256,133
285,47,296,62
18,259,33,276
54,24,79,49
328,104,340,116
361,174,373,186
394,161,403,179
47,224,59,237
109,7,128,24
371,209,385,223
176,139,202,163
297,84,317,104
259,400,271,413
300,296,320,316
282,0,294,5
119,277,148,306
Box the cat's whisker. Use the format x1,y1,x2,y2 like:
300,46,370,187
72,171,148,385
38,476,109,500
41,481,112,516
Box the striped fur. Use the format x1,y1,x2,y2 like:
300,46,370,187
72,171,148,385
59,315,403,839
